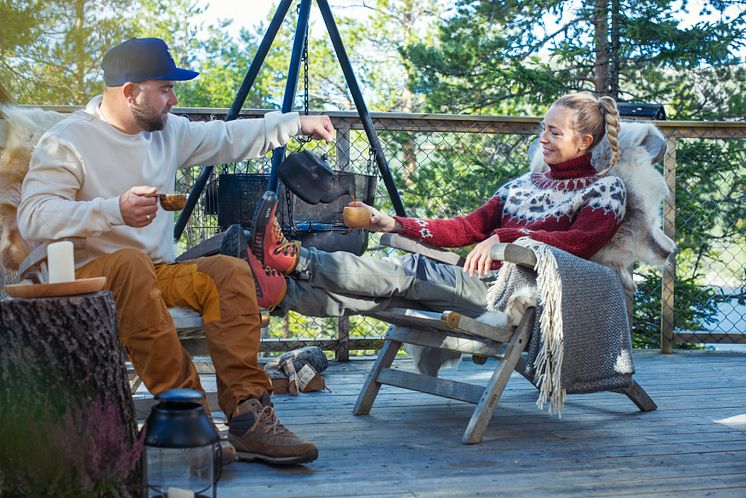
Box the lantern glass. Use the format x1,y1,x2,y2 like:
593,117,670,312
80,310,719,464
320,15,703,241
143,388,221,498
146,444,218,497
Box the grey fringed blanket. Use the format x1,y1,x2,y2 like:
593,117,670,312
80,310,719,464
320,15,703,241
486,240,634,415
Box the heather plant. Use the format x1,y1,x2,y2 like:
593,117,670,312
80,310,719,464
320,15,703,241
0,373,143,497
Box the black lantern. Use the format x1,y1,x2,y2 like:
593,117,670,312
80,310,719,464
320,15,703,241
143,388,220,498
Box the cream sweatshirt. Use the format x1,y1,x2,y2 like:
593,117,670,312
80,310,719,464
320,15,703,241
18,96,301,267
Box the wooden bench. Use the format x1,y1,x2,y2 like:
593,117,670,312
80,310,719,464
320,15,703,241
15,236,268,417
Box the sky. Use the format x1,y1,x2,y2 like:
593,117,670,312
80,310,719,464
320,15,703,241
196,0,745,57
198,0,743,31
196,1,370,39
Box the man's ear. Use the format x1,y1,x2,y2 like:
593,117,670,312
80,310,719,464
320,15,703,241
121,82,138,104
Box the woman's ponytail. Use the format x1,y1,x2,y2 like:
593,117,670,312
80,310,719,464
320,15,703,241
596,96,620,175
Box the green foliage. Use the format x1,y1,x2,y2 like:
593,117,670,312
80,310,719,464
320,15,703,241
406,0,745,113
633,270,724,348
402,0,745,348
1,0,139,105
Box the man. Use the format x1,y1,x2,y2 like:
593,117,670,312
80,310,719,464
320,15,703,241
18,37,334,465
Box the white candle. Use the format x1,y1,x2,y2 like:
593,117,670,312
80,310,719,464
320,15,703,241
167,487,195,498
47,241,75,283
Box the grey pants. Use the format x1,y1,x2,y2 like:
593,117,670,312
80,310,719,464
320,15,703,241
276,246,496,318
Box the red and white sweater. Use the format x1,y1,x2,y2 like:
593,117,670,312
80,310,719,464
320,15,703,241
394,154,626,268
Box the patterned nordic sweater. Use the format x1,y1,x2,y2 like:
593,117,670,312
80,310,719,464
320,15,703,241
394,154,626,267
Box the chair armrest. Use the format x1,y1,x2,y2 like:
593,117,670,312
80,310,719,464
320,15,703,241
18,237,87,283
489,243,537,268
379,234,537,269
380,233,465,266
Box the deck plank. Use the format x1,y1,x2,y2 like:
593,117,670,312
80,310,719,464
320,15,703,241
142,350,746,497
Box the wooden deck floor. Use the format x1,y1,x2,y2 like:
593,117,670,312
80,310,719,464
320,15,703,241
204,351,745,497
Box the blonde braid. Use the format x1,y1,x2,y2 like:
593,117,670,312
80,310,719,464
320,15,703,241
596,96,620,175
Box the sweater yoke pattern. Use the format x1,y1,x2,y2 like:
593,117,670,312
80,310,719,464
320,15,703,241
496,173,626,224
394,154,627,262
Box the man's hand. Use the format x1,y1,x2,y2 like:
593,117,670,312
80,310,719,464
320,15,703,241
464,234,501,278
299,115,334,143
119,186,158,227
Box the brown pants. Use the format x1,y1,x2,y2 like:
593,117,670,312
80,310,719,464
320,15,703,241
76,248,271,416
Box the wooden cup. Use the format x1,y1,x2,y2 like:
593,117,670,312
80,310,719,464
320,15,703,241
158,194,187,211
343,206,371,229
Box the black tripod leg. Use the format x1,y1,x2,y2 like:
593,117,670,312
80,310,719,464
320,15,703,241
316,0,407,217
269,0,313,193
175,0,295,241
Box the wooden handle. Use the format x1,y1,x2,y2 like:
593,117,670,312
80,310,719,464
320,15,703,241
442,310,462,329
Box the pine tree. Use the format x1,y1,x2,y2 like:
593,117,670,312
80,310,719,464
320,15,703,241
404,0,746,347
1,0,138,104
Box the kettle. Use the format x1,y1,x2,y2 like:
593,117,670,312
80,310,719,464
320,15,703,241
279,150,349,204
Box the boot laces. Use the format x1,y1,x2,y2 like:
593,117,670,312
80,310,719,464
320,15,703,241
271,220,299,256
263,266,281,277
256,405,290,436
274,240,299,257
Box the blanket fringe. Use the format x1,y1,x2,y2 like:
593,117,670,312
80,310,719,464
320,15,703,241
514,238,567,416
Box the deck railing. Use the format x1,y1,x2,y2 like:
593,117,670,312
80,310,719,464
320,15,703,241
3,107,745,356
170,108,745,356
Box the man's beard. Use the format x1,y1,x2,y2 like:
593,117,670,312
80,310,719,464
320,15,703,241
131,98,171,132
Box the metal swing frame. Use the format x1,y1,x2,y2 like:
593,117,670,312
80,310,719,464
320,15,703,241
174,0,407,242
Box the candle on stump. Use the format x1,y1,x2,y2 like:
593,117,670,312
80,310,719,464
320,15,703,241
47,241,75,283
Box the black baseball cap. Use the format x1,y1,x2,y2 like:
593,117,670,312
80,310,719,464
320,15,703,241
101,37,199,86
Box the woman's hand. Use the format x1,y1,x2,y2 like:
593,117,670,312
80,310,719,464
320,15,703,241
348,202,402,233
464,234,501,278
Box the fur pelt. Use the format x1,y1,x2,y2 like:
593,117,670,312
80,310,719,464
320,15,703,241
530,121,676,290
0,106,67,270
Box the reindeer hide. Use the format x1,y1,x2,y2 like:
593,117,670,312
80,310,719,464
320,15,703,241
0,106,67,270
530,122,676,290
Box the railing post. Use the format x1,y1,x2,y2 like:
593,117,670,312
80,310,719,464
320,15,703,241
335,125,351,170
661,135,677,353
335,125,351,361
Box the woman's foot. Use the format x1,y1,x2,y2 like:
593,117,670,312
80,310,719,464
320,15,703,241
220,223,286,310
250,191,300,274
245,250,287,310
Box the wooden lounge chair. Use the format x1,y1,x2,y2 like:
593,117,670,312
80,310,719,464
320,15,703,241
353,234,657,444
355,122,671,443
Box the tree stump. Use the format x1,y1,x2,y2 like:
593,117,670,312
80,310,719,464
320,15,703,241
0,291,140,496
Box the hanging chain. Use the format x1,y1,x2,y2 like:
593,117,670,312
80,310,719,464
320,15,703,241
285,184,295,234
296,2,312,145
303,26,310,116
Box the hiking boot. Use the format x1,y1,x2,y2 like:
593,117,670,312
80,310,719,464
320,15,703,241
228,397,318,465
185,439,237,476
246,250,287,310
220,223,249,259
250,191,300,274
